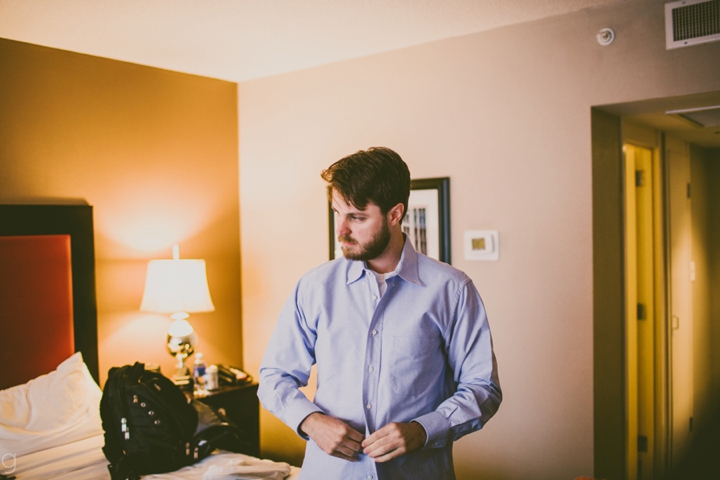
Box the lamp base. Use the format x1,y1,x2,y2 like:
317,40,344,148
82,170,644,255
170,355,193,387
166,316,198,389
173,364,192,378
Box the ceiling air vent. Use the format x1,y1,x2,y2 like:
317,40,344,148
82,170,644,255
665,0,720,49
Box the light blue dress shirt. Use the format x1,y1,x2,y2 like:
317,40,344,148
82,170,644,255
258,239,501,480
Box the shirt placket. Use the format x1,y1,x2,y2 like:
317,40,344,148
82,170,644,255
362,272,383,435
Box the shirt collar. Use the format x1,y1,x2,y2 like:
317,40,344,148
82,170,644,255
347,259,365,284
395,236,423,286
345,235,423,287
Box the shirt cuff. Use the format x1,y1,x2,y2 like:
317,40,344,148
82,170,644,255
412,411,452,449
284,396,324,440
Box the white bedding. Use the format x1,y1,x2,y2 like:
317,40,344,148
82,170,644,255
11,433,300,480
0,353,104,458
1,353,300,480
9,435,300,480
12,434,108,479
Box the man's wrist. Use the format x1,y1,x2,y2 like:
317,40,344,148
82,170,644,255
410,420,428,447
299,412,323,436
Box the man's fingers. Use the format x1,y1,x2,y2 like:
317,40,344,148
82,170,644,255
362,424,401,458
370,447,406,463
338,436,363,455
364,437,407,463
301,413,365,461
364,436,404,460
330,450,356,461
333,442,362,460
362,423,393,448
344,428,365,443
321,434,362,457
362,422,427,463
362,432,393,455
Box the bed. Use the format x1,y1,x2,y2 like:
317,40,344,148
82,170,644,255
0,204,300,480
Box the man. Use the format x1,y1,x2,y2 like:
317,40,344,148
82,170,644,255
258,147,501,480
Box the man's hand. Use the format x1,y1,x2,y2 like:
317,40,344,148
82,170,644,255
362,421,427,463
300,413,365,461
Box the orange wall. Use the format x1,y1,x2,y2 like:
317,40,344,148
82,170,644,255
238,0,720,478
0,38,242,383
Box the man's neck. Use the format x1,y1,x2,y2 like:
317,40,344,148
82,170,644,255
367,229,405,274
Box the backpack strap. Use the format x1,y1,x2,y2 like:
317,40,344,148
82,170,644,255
102,365,141,480
189,400,246,461
107,454,141,480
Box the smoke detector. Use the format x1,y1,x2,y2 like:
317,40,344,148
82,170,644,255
597,28,615,46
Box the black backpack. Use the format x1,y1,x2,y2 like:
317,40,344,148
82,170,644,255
100,362,245,480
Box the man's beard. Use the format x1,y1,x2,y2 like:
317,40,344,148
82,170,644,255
339,219,391,261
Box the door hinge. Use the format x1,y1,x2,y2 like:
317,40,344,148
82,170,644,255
635,170,645,187
637,303,646,320
638,435,648,453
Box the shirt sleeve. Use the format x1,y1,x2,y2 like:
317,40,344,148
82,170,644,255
257,280,324,438
412,279,502,449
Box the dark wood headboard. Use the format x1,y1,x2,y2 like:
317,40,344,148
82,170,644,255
0,205,99,386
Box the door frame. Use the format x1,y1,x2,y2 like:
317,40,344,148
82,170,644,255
622,136,669,480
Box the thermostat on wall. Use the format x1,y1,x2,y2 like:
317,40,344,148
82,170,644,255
464,230,499,261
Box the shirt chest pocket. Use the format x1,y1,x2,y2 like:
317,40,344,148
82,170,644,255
390,334,444,397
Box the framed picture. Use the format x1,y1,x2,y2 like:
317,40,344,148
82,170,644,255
328,177,451,264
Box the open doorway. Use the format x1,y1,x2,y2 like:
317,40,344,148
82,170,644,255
623,140,665,480
592,90,720,480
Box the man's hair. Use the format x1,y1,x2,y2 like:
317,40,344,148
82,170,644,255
321,147,411,221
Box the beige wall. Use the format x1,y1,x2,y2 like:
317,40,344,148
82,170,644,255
239,1,720,478
708,150,720,406
0,38,242,383
691,145,711,430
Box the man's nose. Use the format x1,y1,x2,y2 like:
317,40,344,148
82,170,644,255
337,219,351,236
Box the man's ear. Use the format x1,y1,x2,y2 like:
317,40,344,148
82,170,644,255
387,203,405,227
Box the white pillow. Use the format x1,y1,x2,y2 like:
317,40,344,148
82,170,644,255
0,352,103,457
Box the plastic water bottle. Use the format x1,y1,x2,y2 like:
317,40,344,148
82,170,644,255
193,353,207,396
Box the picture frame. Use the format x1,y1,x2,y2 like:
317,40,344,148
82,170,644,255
328,177,451,264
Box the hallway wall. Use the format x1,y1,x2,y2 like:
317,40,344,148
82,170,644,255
705,149,720,406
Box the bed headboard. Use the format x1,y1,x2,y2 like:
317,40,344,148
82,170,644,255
0,204,99,389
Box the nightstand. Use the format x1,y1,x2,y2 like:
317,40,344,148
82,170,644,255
195,383,260,457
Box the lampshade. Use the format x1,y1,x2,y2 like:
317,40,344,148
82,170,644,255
140,258,215,314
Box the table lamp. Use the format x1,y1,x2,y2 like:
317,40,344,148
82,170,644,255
140,245,214,382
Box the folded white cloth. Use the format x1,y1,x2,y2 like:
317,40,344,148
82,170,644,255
142,451,292,480
12,435,294,480
201,455,291,479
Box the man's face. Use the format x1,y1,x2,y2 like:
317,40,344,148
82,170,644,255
332,190,391,261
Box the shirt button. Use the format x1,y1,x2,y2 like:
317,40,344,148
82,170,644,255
367,476,373,480
372,330,377,335
366,403,372,410
372,295,378,300
369,366,374,372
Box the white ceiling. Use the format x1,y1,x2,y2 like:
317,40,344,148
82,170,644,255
4,1,718,148
0,0,629,82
